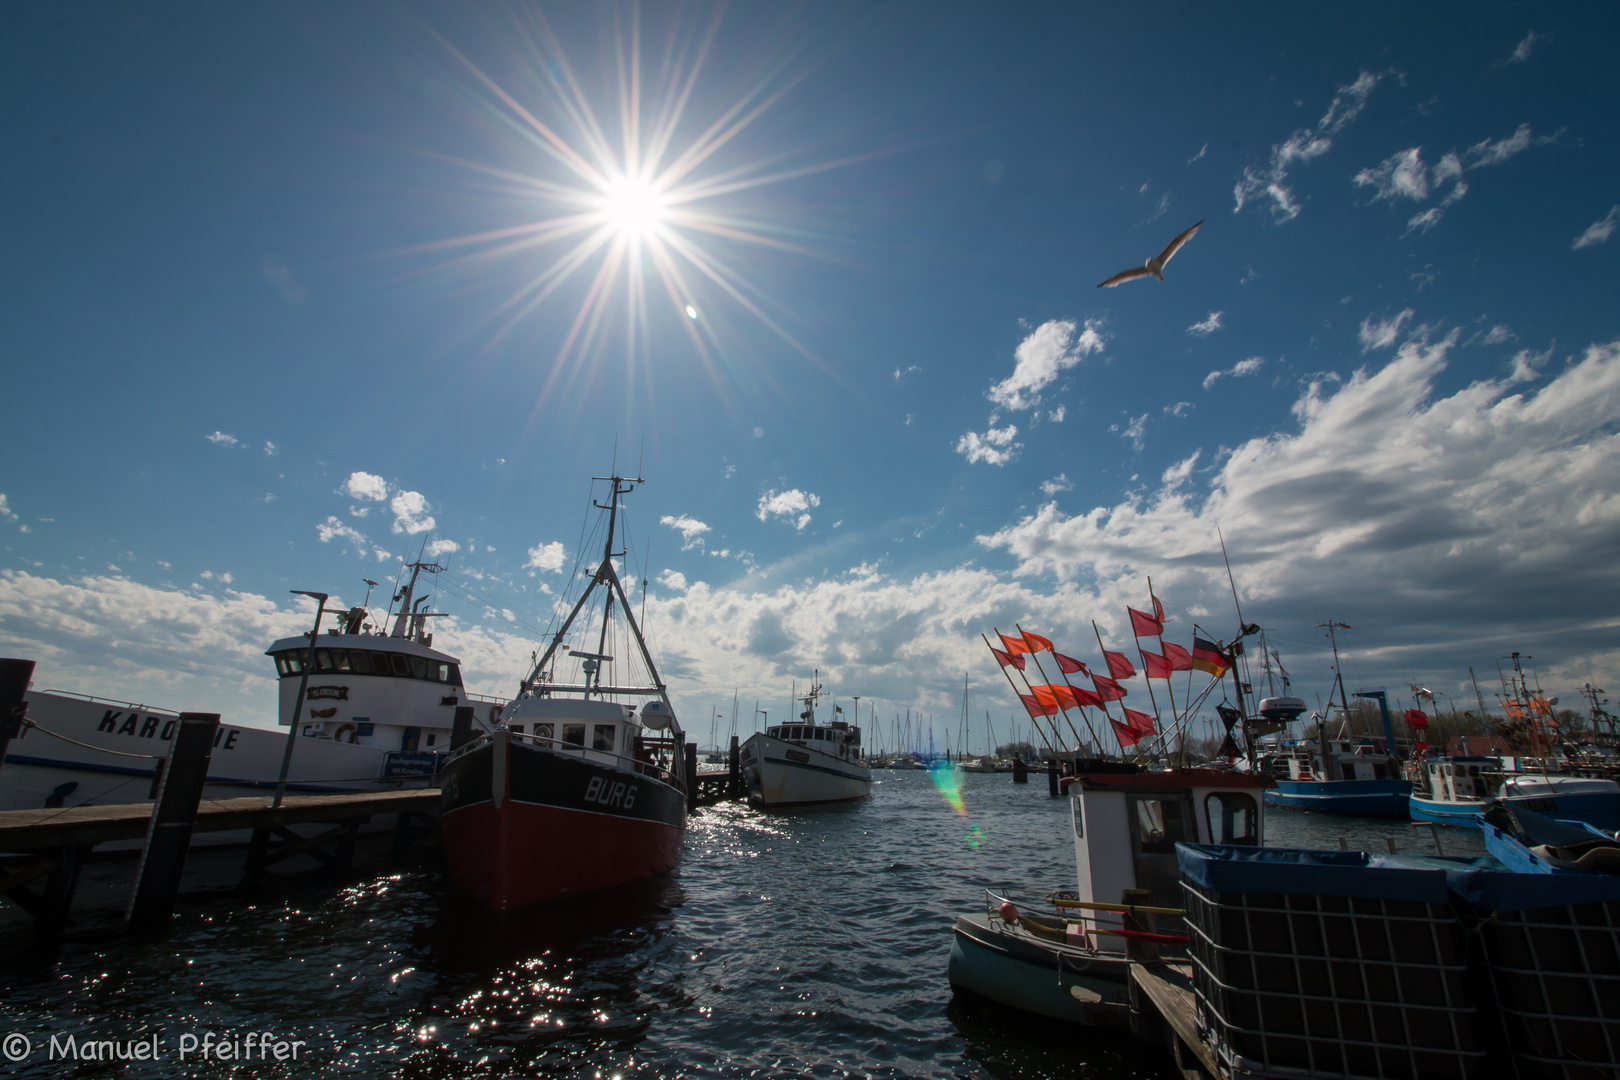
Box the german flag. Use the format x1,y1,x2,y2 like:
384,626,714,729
1191,636,1229,676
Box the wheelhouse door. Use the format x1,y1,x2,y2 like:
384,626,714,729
1125,790,1195,933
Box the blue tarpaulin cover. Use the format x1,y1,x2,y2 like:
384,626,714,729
1176,843,1452,901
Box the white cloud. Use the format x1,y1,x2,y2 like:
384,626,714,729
894,365,920,381
1187,311,1224,336
1574,207,1620,250
1499,31,1549,66
525,541,567,573
424,538,460,557
389,490,435,535
657,569,688,592
1203,356,1265,390
1162,451,1200,487
1164,401,1194,417
956,425,1021,466
660,514,711,550
206,431,237,447
1482,324,1518,345
0,495,14,523
757,489,820,530
1234,70,1384,221
1354,125,1554,234
1359,310,1415,352
975,334,1620,698
263,441,279,456
317,516,372,558
1188,143,1208,164
1121,414,1148,452
343,471,389,502
987,319,1107,411
261,257,307,304
1040,474,1074,496
1048,405,1066,423
1507,346,1553,385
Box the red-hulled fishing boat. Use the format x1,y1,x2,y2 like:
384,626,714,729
438,474,687,910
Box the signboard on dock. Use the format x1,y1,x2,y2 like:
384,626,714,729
382,751,440,778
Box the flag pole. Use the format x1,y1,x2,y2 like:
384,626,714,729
1129,610,1165,756
1051,652,1109,760
1018,623,1100,754
1092,620,1143,761
1148,577,1183,766
984,632,1071,765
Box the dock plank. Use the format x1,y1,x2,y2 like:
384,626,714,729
0,789,440,851
1130,962,1223,1079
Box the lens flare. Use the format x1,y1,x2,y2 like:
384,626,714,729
929,759,967,817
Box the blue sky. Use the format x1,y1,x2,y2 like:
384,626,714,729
3,4,1618,746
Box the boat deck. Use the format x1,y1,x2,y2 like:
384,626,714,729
1129,961,1224,1079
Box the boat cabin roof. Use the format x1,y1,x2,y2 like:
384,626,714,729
1063,767,1274,793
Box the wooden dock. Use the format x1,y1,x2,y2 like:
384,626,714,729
1129,961,1223,1080
0,787,440,934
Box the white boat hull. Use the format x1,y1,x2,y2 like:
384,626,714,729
740,733,871,806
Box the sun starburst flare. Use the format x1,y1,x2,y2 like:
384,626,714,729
404,8,887,400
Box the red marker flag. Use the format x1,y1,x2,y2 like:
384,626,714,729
1123,707,1158,736
1092,673,1127,703
1190,636,1229,676
1110,718,1142,747
1030,685,1069,712
1068,685,1104,709
1141,649,1174,681
1104,650,1136,680
1154,596,1166,622
1019,692,1057,718
1129,606,1163,638
1403,709,1430,729
990,647,1026,671
999,632,1032,656
1163,641,1193,672
1054,652,1089,676
1021,631,1054,654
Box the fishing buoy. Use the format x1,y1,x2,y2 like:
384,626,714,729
999,901,1018,924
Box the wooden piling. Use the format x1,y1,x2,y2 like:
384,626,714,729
0,657,35,769
1012,757,1028,783
126,712,220,928
1047,757,1059,796
728,735,741,797
684,742,699,812
1121,888,1159,963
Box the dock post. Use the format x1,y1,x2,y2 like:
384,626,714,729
728,735,740,798
0,658,35,770
1047,757,1059,797
1012,757,1027,783
684,742,699,812
127,712,220,929
1121,888,1159,964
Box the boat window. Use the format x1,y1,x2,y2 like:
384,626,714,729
410,655,427,679
536,724,553,741
1134,798,1189,853
814,729,825,741
273,656,288,676
436,662,449,682
1071,794,1084,838
333,650,352,672
593,725,615,751
1205,792,1259,846
316,649,334,671
369,652,392,675
1469,766,1480,776
282,652,305,675
562,724,586,747
391,654,410,677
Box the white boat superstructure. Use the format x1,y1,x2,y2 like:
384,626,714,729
740,677,871,807
0,560,504,814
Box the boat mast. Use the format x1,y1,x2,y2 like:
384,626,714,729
517,475,678,729
390,560,445,639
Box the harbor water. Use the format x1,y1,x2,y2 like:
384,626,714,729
1,769,1485,1078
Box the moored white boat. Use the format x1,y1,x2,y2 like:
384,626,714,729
1,563,503,819
740,678,870,807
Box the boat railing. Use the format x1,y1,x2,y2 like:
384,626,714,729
980,887,1189,950
443,730,684,789
36,688,179,714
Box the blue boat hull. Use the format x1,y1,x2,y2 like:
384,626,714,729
1263,778,1412,817
1412,791,1620,831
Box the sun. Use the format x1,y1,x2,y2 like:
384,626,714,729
599,175,666,239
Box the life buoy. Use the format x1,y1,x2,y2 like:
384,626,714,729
489,703,504,725
333,723,359,744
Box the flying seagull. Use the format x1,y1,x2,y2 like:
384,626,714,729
1097,219,1204,288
